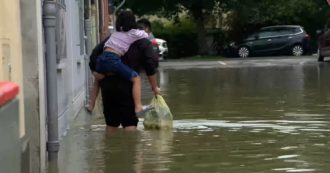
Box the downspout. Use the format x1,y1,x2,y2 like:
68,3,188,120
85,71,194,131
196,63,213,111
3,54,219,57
84,1,93,106
112,0,126,32
42,1,60,161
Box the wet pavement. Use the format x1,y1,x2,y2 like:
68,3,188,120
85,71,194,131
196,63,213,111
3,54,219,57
56,56,330,173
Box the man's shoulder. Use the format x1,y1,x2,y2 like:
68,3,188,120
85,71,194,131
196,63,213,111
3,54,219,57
131,38,151,47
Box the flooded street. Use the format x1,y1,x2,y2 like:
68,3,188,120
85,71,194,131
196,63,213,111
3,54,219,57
58,57,330,173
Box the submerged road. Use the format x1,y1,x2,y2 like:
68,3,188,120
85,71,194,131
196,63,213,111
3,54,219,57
56,54,330,173
159,55,324,69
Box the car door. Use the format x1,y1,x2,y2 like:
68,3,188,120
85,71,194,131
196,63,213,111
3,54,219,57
249,30,277,54
267,28,294,52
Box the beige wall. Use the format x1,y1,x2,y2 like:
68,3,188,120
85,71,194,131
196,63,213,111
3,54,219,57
19,0,46,172
0,0,25,137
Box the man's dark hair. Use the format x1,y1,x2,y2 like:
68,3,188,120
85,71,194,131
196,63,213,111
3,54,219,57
115,10,137,32
137,18,152,31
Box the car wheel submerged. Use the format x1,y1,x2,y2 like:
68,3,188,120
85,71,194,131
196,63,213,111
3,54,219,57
238,46,250,58
291,45,304,56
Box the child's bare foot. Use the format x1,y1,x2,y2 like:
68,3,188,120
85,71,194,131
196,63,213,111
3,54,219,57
87,104,94,113
135,105,143,114
135,105,154,117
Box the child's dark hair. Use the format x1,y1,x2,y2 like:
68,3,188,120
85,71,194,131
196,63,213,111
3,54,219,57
116,10,137,32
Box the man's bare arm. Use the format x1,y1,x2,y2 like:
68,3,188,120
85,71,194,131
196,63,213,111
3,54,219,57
147,74,160,95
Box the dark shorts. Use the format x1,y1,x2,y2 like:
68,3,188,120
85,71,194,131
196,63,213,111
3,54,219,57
96,51,138,81
100,75,138,127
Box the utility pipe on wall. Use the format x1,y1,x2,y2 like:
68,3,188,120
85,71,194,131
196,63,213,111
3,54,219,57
84,18,93,106
42,1,60,162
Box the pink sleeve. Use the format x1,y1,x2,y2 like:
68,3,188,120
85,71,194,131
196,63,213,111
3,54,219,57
128,29,148,40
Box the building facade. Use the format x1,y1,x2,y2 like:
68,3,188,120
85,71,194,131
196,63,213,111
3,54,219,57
0,0,110,172
0,1,26,172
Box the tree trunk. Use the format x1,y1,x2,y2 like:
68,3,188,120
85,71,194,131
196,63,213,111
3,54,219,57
192,10,209,55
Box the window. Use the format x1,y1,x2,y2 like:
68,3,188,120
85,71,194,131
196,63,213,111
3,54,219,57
275,27,300,35
257,31,276,38
260,27,302,37
247,33,257,40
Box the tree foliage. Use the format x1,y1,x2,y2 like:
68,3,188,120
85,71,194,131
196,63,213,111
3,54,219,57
119,0,330,56
121,0,223,55
163,0,222,55
113,0,164,15
227,0,330,50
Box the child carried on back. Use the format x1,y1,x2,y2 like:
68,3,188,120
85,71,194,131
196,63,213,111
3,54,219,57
88,10,158,115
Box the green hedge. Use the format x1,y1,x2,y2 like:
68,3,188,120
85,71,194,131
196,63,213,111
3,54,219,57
152,20,200,59
156,32,198,59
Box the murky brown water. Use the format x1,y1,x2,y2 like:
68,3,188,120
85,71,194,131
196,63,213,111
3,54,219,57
58,61,330,173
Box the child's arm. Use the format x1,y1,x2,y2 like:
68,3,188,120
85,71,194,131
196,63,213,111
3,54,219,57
128,29,148,40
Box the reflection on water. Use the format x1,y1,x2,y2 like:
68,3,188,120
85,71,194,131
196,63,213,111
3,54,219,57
70,128,174,173
58,62,330,173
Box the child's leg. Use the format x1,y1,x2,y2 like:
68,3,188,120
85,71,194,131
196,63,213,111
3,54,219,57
88,72,104,112
88,80,99,112
131,76,143,113
108,56,144,113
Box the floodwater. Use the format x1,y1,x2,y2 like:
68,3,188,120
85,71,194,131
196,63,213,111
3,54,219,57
57,60,330,173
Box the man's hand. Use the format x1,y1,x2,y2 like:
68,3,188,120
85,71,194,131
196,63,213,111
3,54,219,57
147,74,160,95
152,87,161,95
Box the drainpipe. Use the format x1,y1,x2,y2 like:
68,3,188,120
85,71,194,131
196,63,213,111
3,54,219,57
42,1,60,161
85,20,92,58
84,0,93,107
112,0,126,32
85,18,92,105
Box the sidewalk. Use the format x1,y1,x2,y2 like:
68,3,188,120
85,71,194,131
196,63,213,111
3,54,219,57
54,99,105,173
50,96,174,173
53,98,151,173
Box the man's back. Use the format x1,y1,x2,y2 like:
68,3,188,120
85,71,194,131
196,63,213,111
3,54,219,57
89,37,158,75
122,38,158,74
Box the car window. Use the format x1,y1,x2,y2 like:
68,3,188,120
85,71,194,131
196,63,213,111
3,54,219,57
257,31,276,38
279,28,300,35
246,33,257,40
272,28,287,36
293,27,302,33
260,27,303,37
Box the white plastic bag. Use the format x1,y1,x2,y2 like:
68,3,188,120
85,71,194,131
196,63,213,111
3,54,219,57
143,95,173,130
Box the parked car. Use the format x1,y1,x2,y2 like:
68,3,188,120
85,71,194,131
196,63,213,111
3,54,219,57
151,38,168,60
150,39,160,59
225,25,311,58
317,18,330,61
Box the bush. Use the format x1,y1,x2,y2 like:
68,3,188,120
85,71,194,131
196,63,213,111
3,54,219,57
152,19,199,59
208,29,230,55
